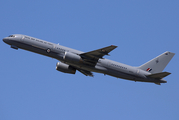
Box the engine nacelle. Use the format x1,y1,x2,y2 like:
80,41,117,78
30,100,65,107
56,62,76,74
63,52,83,63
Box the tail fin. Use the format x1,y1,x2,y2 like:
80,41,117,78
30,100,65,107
138,51,175,73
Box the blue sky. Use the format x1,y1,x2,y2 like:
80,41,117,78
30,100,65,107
1,0,179,120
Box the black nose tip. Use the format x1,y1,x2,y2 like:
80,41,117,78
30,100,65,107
3,38,7,43
3,38,9,44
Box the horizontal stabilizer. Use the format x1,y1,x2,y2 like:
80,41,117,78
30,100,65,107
147,72,171,79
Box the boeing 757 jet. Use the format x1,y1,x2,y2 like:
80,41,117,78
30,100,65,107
3,34,175,85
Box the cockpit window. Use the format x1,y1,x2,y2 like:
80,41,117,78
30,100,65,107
8,35,15,37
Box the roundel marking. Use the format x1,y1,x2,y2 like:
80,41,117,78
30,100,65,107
47,48,51,53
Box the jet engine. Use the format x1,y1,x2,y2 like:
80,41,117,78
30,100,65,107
63,52,83,63
56,62,76,74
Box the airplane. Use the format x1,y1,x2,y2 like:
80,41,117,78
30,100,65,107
3,34,175,85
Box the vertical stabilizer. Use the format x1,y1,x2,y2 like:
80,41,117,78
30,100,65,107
139,51,175,73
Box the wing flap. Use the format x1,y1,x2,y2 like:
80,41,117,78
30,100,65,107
77,69,94,77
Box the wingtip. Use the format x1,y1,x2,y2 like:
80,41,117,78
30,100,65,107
111,45,118,47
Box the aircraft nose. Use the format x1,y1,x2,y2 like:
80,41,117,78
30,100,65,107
3,37,13,45
3,37,9,43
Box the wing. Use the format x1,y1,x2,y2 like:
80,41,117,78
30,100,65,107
80,45,117,59
76,45,117,76
80,45,117,66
